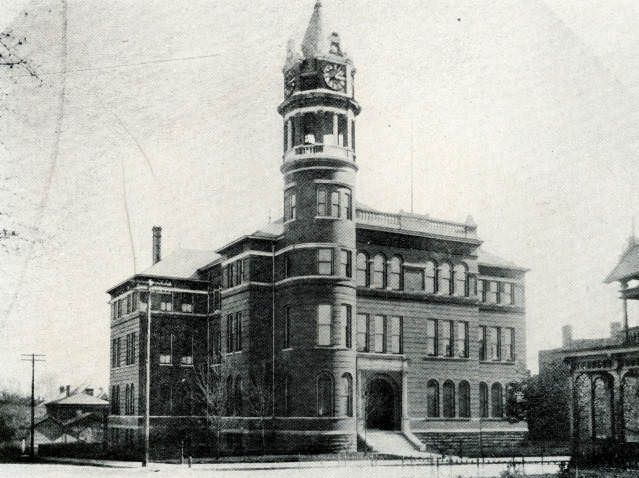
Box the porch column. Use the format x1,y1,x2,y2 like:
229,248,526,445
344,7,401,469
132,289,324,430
401,364,409,432
612,371,624,442
569,370,575,441
357,370,365,433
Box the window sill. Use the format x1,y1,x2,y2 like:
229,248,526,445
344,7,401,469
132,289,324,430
422,355,470,362
314,216,352,221
159,363,173,367
225,351,243,356
425,417,472,422
281,347,294,352
479,360,515,365
283,218,296,225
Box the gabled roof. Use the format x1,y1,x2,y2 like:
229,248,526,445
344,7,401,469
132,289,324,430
605,240,639,283
139,248,221,279
477,248,527,272
45,393,109,407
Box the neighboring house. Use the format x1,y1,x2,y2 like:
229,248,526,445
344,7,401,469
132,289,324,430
538,237,639,446
107,1,528,457
32,388,109,449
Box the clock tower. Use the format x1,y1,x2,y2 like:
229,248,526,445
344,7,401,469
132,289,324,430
276,0,361,447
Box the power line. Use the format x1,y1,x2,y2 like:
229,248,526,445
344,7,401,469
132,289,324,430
5,52,222,79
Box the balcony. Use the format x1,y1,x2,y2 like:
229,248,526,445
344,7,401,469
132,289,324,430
356,209,478,241
283,143,356,163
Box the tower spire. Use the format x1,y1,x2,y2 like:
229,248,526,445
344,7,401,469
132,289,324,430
301,1,325,59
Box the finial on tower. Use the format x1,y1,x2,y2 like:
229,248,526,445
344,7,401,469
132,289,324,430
301,0,325,59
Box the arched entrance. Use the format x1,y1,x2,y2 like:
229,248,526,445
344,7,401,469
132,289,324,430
365,376,399,430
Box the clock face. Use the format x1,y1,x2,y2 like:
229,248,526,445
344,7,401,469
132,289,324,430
284,70,296,97
322,63,346,91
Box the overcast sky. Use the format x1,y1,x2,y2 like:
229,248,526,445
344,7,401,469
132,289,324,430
3,0,639,396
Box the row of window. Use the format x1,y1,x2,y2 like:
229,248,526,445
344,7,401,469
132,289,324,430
355,254,524,305
479,326,515,362
110,333,137,369
425,319,470,358
283,185,353,223
110,383,135,415
317,304,352,347
159,333,194,366
110,291,208,319
283,112,353,152
356,314,403,354
223,259,250,289
357,253,470,295
426,380,515,419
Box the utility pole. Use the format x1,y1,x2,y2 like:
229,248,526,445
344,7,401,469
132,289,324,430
143,280,153,467
20,353,46,459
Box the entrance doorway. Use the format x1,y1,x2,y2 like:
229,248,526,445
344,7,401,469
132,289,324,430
365,377,398,430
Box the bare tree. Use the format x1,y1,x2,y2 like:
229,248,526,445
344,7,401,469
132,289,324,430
243,368,270,454
192,360,231,458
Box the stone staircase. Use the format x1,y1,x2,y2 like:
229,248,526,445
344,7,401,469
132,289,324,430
361,430,436,457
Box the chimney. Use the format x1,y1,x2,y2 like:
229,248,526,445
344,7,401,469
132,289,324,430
84,388,94,396
152,226,162,265
610,321,622,338
65,385,70,397
561,325,573,348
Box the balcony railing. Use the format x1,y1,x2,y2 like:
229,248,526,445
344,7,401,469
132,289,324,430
283,144,355,163
356,209,478,240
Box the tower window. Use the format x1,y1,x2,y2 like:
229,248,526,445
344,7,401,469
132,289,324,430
284,189,296,222
356,313,369,352
372,254,386,288
317,248,334,275
339,249,352,278
317,304,332,346
317,187,327,216
331,190,340,217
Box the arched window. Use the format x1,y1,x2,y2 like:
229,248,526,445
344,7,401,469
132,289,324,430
479,382,489,418
458,381,470,418
491,383,503,418
425,261,436,293
372,254,386,289
427,379,440,417
454,263,468,297
284,374,293,416
317,373,334,417
356,252,369,287
226,375,233,416
438,263,451,295
443,380,456,418
342,373,353,417
388,256,403,290
235,376,243,416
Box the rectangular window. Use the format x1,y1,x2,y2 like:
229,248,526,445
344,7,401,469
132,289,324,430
235,312,242,351
479,326,487,361
404,268,425,292
284,306,291,348
503,282,515,305
344,189,352,219
426,319,437,356
456,321,469,358
374,315,385,353
116,337,121,367
342,304,352,348
477,279,484,301
117,299,122,318
125,334,131,365
514,284,525,305
502,327,514,361
130,333,136,364
111,339,117,368
488,326,500,360
152,293,172,311
340,249,352,278
235,260,243,286
317,248,333,275
317,187,327,216
159,333,173,365
126,294,132,314
180,335,194,366
177,293,194,313
356,313,369,352
389,316,402,354
317,304,332,346
284,189,296,221
331,190,340,217
438,320,453,357
486,281,498,304
226,314,234,353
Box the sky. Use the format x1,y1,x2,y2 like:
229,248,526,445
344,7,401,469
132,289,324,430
2,0,639,397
